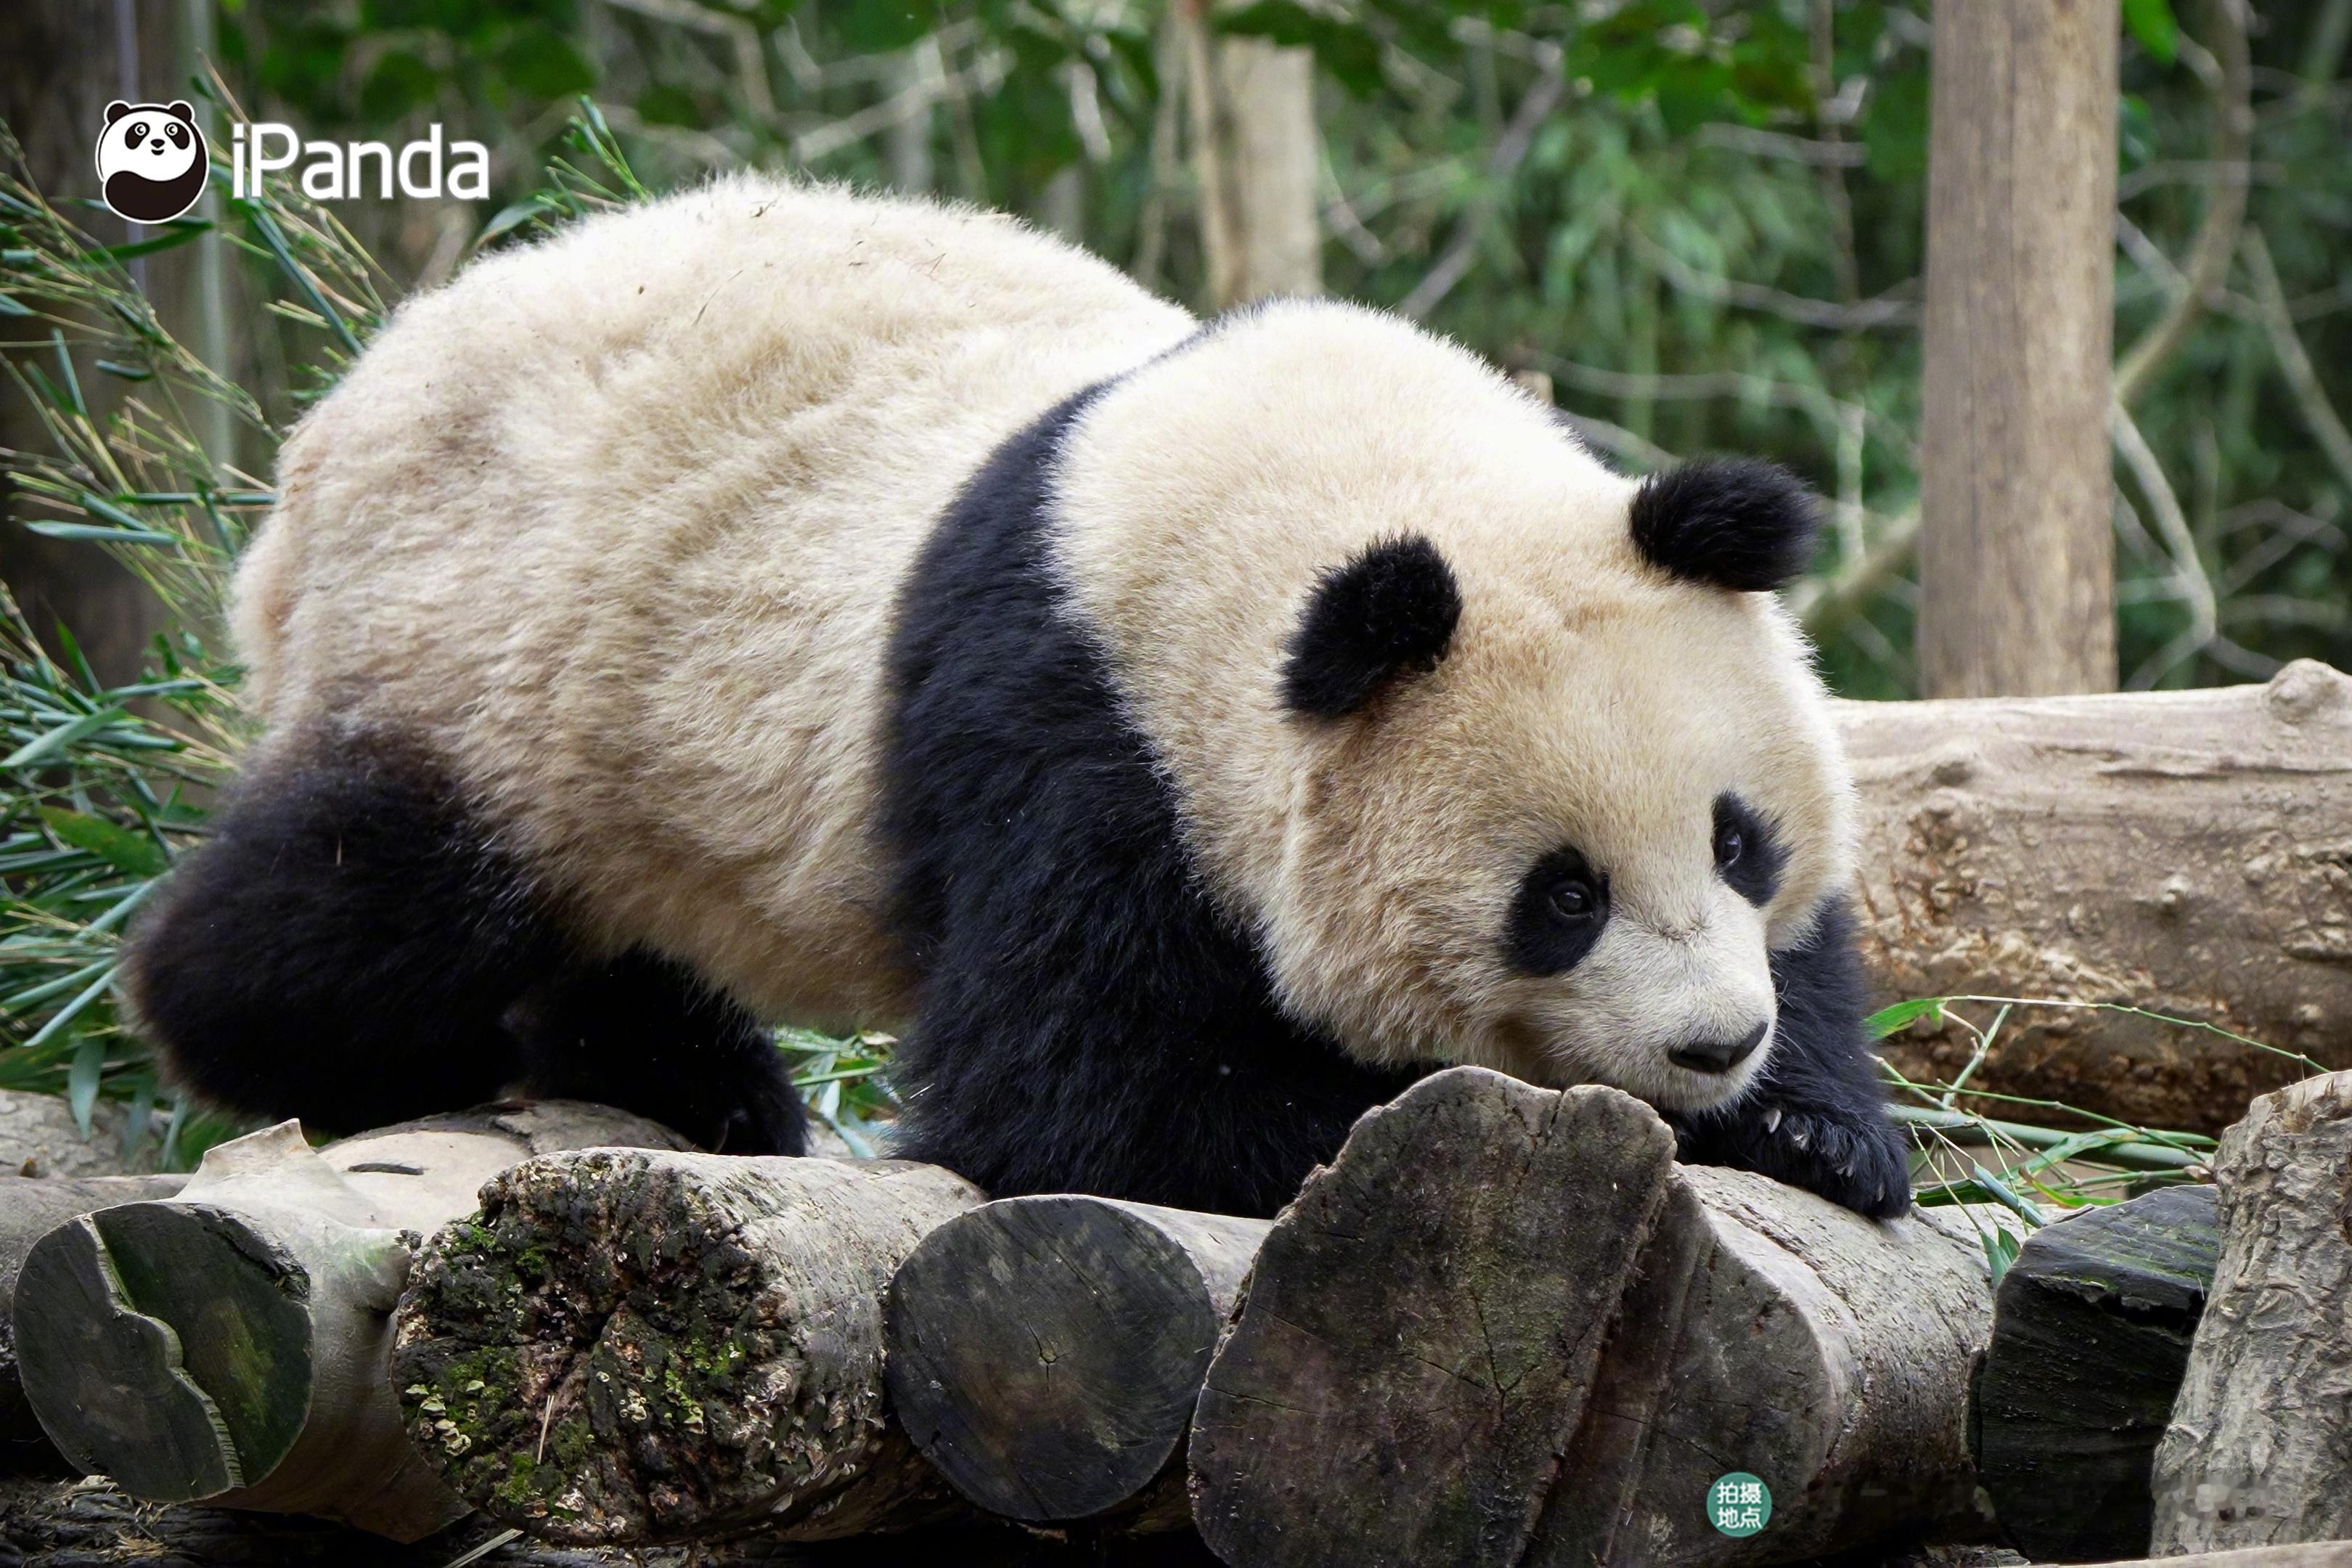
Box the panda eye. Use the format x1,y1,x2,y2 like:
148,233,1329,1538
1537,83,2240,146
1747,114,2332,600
128,121,147,141
168,124,187,145
1505,846,1609,976
1547,881,1596,923
1712,793,1785,907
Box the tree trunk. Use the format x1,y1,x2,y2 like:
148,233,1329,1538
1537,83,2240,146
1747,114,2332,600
1178,0,1322,309
886,1196,1268,1530
1916,0,2119,698
390,1151,984,1548
1839,659,2352,1135
1188,1068,2012,1568
2151,1073,2352,1553
1974,1184,2221,1563
12,1103,689,1541
0,1175,188,1475
0,0,168,686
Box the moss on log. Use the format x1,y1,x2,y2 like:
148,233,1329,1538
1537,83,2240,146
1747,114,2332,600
0,1175,187,1476
12,1103,687,1540
390,1151,984,1547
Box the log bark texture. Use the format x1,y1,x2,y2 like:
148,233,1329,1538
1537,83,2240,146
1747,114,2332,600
2152,1073,2352,1552
0,1175,188,1475
1916,0,2119,697
886,1195,1269,1527
1188,1067,2012,1568
1973,1183,2220,1562
390,1151,984,1547
12,1103,686,1540
1839,659,2352,1135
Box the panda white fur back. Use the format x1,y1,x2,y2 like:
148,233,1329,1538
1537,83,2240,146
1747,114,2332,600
133,174,1908,1218
237,176,1191,1031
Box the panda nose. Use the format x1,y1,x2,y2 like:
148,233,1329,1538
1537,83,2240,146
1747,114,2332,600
1669,1021,1768,1075
149,139,164,150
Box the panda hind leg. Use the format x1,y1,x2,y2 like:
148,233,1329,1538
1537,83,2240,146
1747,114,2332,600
506,952,807,1156
121,726,548,1137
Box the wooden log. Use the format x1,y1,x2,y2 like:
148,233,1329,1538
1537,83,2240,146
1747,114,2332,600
1973,1183,2220,1562
1839,659,2352,1135
1190,1066,2014,1568
2152,1072,2352,1552
0,1474,1210,1567
885,1196,1270,1528
0,1175,188,1476
12,1102,687,1540
2087,1550,2352,1568
389,1150,985,1547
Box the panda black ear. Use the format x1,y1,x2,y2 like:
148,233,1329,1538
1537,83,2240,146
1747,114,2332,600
1629,457,1821,592
1281,534,1461,719
166,101,196,123
105,101,131,125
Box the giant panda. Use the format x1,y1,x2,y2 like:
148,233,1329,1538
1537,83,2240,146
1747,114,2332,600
123,175,1911,1221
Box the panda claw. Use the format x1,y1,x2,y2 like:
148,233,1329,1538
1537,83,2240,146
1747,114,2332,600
1762,1107,1782,1134
1789,1127,1810,1150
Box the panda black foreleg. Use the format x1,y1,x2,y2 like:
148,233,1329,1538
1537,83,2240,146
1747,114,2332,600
505,951,805,1155
121,726,549,1135
1666,896,1914,1220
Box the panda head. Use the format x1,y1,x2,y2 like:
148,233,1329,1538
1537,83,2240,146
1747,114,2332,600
1055,303,1854,1114
97,102,202,184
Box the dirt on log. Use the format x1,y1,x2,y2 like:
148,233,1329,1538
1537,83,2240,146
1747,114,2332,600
390,1151,985,1548
10,1103,687,1540
1839,658,2352,1135
0,1175,188,1476
1188,1067,2012,1568
886,1196,1270,1529
1972,1183,2220,1563
2152,1072,2352,1552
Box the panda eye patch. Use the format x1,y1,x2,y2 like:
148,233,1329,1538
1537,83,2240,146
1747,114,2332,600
168,124,187,145
128,121,147,142
1505,845,1609,976
1712,793,1785,905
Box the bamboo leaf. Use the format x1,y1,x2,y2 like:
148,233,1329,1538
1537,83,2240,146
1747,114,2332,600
3,704,128,769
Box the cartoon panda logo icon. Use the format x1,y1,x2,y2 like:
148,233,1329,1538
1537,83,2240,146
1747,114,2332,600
95,100,208,224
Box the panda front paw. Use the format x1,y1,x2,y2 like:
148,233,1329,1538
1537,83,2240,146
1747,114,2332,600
1672,1100,1914,1220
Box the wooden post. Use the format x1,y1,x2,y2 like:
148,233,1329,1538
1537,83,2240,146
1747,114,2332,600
1916,0,2120,698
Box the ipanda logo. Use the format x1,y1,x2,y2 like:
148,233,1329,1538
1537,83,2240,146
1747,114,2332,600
95,100,208,223
229,123,492,203
94,99,492,219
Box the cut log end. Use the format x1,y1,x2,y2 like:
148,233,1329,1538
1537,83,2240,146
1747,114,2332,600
15,1202,316,1503
392,1150,983,1546
885,1196,1268,1524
